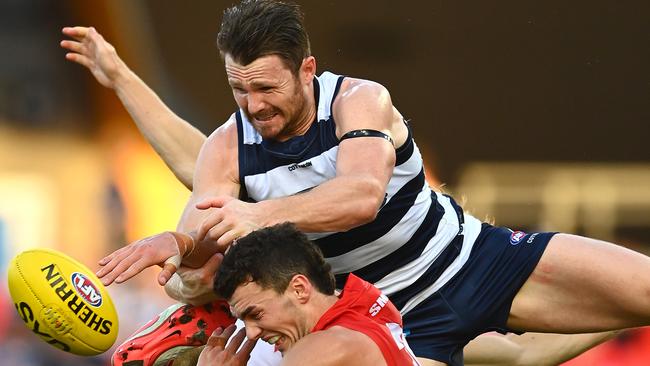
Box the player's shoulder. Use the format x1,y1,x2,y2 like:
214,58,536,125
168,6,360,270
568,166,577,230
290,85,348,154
203,114,238,153
337,76,391,103
282,326,386,366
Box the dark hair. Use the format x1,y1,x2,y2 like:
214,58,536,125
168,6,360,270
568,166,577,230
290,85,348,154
216,0,311,75
215,223,335,300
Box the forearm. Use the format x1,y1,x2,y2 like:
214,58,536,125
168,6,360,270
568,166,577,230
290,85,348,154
465,331,620,366
259,175,386,233
512,331,619,366
113,68,205,190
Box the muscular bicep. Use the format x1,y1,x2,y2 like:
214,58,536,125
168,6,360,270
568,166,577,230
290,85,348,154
332,79,399,204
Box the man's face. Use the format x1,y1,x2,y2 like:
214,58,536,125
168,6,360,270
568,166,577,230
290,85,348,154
229,281,306,354
225,54,310,141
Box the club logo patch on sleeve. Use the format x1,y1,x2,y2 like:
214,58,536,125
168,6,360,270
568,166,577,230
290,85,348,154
509,231,527,245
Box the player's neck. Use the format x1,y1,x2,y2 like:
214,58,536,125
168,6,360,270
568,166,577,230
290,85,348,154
308,293,339,328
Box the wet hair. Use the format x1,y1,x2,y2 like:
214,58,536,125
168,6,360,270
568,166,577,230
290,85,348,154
215,223,335,300
216,0,311,75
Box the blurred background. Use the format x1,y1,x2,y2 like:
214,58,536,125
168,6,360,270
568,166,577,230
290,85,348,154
0,0,649,365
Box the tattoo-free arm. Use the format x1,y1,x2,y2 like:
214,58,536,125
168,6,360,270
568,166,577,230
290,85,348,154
281,327,387,366
464,331,620,366
61,26,205,190
254,79,400,233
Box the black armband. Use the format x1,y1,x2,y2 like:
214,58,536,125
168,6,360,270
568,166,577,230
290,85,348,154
339,129,394,146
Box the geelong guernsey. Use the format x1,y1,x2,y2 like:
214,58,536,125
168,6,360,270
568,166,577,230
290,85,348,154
236,71,482,315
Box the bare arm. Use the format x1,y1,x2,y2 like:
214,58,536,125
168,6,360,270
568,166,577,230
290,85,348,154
259,79,403,232
464,331,620,366
61,26,205,189
281,327,386,366
195,79,408,246
96,119,240,286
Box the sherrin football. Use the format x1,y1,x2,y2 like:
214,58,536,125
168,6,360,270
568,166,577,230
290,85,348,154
7,248,119,355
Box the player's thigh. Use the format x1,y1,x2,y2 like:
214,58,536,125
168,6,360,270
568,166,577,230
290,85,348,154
508,233,650,332
417,357,446,366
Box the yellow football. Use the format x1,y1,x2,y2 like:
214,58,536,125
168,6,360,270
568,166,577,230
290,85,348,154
7,248,119,356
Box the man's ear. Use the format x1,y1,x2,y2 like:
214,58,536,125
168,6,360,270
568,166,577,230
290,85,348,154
288,274,312,304
300,56,316,85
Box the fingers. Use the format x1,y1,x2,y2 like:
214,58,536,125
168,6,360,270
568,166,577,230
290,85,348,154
203,253,224,273
207,324,236,349
97,233,181,286
65,52,93,69
114,258,154,284
158,258,179,286
61,26,90,41
238,337,258,360
97,246,133,278
224,328,247,353
98,251,140,286
60,40,84,54
196,210,225,241
200,325,253,366
196,196,233,210
216,229,242,248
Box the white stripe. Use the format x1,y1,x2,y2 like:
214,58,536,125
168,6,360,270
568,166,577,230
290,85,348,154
383,143,423,205
244,146,338,201
372,193,462,296
316,71,341,121
399,213,482,315
326,185,430,273
306,143,423,243
240,112,263,145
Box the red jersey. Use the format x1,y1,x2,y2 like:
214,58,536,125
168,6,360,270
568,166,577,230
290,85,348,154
311,274,420,366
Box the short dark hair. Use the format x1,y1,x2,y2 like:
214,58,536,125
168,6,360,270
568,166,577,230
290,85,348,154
216,0,311,75
215,223,335,300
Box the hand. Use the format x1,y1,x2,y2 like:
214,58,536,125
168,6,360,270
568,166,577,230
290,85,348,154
60,26,127,89
197,325,257,366
165,253,223,305
195,196,265,248
97,231,191,286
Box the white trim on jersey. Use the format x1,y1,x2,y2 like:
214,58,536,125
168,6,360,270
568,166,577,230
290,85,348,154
373,193,467,296
243,146,338,201
326,185,431,274
399,213,482,315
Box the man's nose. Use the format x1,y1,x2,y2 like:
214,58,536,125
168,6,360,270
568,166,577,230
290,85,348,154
244,322,263,340
247,92,266,115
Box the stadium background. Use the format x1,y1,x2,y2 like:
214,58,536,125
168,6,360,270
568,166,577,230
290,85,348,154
0,0,648,364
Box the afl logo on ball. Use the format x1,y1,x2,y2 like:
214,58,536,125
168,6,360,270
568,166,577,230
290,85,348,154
509,231,526,245
71,272,103,307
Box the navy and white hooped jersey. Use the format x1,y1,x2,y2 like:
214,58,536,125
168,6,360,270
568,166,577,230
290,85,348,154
235,71,483,315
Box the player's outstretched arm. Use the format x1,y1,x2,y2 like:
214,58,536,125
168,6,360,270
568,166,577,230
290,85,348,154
96,120,240,287
61,26,205,189
463,331,620,366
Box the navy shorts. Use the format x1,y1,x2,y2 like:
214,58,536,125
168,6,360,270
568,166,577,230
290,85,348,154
402,223,556,365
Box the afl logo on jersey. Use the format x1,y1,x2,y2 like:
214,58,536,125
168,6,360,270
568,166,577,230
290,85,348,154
71,272,103,307
509,231,526,245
